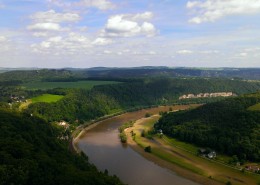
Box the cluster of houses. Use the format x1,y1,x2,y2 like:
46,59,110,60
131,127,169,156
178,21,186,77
10,95,26,103
179,92,235,100
198,148,217,159
245,165,260,173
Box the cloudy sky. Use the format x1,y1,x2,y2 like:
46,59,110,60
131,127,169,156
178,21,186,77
0,0,260,68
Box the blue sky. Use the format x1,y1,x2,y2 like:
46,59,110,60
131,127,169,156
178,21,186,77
0,0,260,68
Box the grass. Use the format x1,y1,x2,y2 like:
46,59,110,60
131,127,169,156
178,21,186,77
31,94,64,103
248,103,260,111
131,116,260,185
163,136,199,154
22,80,121,90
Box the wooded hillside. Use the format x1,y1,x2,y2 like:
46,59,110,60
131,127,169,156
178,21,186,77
155,93,260,161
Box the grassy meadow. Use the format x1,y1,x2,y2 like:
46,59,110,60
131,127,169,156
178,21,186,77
31,94,64,103
248,103,260,111
22,80,121,90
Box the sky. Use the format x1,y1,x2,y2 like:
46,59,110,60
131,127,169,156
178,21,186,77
0,0,260,68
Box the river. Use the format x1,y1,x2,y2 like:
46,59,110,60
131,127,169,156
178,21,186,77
77,106,200,185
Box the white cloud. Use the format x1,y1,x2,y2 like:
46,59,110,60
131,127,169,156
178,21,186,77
92,37,113,46
74,0,115,10
187,0,260,24
148,51,157,55
30,10,80,23
48,36,63,42
27,22,62,31
48,0,115,10
0,36,7,42
31,32,92,55
177,50,193,54
103,50,112,54
239,52,248,57
200,50,219,54
32,32,49,37
141,22,156,37
101,12,157,37
126,12,154,21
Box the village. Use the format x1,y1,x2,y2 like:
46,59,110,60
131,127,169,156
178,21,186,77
179,92,236,100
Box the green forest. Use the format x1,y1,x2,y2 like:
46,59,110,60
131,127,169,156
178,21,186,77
155,93,260,162
0,109,123,185
25,77,260,122
1,69,260,184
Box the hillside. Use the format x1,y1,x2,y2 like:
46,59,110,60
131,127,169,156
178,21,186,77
1,68,260,82
155,93,260,162
0,110,123,185
24,78,260,122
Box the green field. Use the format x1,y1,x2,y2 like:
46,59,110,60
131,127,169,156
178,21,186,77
248,103,260,111
22,81,121,90
31,94,64,103
131,116,260,185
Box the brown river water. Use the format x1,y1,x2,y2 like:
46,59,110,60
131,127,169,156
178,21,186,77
77,106,200,185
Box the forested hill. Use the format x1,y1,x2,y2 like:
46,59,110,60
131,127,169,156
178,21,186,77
0,110,123,185
155,93,260,162
1,67,260,82
26,78,260,122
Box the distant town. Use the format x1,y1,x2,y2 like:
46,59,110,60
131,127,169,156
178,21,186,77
179,92,236,100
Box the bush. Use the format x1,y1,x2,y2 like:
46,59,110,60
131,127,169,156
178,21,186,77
144,146,152,153
145,113,151,117
119,132,127,143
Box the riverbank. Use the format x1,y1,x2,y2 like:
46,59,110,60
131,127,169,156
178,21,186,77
72,104,200,153
126,115,260,185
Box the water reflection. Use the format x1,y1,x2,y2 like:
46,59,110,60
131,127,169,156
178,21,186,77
78,106,200,185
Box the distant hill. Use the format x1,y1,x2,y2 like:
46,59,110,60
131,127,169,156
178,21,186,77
1,67,260,81
0,110,123,185
155,92,260,161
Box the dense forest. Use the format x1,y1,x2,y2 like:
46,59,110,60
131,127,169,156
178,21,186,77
155,93,260,162
24,78,260,122
0,109,123,185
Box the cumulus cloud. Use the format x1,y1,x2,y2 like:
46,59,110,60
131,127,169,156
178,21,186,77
31,32,92,55
177,50,193,54
92,37,113,46
27,22,62,31
48,0,115,10
187,0,260,24
101,12,157,37
30,10,80,23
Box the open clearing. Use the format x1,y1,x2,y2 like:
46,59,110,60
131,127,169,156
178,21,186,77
31,94,64,103
248,103,260,111
126,115,260,185
22,80,121,90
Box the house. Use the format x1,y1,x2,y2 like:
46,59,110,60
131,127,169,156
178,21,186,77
198,148,217,159
208,151,217,159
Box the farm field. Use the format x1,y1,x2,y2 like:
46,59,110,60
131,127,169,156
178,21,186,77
22,80,121,90
31,94,64,103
